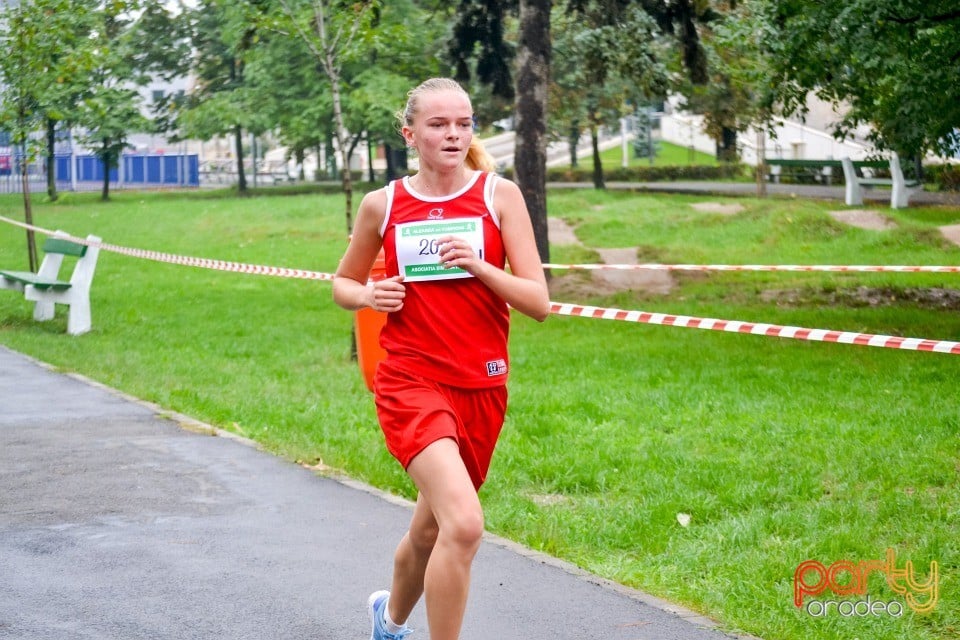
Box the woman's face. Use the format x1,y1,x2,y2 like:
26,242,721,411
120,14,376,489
403,89,474,171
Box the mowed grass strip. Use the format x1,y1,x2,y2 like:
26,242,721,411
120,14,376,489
1,189,958,640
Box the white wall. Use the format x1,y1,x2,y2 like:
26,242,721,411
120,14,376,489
659,112,873,165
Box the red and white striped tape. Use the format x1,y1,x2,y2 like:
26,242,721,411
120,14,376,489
0,215,335,281
544,262,960,273
97,242,336,281
3,214,958,354
550,302,960,355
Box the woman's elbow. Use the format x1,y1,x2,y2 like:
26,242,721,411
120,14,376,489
534,304,551,323
530,294,551,323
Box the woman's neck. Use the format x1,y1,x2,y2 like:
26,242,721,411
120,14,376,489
410,168,473,197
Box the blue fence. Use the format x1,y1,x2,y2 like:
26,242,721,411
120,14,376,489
54,153,199,187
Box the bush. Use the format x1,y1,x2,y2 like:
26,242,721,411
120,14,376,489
925,163,960,191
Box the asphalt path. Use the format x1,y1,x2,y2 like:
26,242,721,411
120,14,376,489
0,345,752,640
547,180,960,206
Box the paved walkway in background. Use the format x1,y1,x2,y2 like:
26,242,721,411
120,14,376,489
548,180,960,206
0,346,755,640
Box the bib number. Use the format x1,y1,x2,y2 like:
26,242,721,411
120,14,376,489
396,218,484,282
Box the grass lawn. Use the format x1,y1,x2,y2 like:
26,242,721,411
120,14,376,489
557,139,719,169
1,187,958,640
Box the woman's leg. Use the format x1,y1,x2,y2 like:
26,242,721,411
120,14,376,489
403,437,485,640
386,493,438,625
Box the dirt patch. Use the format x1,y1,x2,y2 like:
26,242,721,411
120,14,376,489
548,273,612,299
761,286,960,310
691,202,745,216
593,248,675,295
547,218,676,297
939,224,960,247
828,209,897,231
548,217,581,246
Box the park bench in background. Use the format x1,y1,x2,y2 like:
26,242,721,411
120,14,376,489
765,156,920,209
766,158,843,185
841,154,920,209
0,232,101,335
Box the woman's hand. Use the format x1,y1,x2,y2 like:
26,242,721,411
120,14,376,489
438,235,486,277
369,275,406,312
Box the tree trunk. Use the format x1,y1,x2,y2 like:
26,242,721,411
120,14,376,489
590,124,604,190
331,90,353,233
514,0,552,265
385,142,397,182
755,128,767,197
234,124,247,193
367,136,375,182
569,122,579,168
339,139,353,233
384,143,407,182
314,5,354,232
100,140,110,202
45,119,57,202
325,135,336,179
717,126,738,163
101,145,111,201
19,148,38,273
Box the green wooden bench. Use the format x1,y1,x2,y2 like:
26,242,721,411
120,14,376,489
764,158,891,186
765,159,844,185
0,232,102,335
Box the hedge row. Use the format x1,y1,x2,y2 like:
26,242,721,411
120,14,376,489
925,164,960,191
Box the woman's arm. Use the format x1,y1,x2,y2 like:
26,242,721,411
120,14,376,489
438,178,550,322
333,189,407,313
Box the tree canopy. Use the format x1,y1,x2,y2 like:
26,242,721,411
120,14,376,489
767,0,960,158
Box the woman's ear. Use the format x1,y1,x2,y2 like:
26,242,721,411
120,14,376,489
401,125,415,148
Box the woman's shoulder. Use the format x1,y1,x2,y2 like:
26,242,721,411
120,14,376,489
355,185,391,227
359,184,391,210
360,184,390,203
489,173,520,191
488,173,524,208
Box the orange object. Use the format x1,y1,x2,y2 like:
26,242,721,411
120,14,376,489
354,249,388,391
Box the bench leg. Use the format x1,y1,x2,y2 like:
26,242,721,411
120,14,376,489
841,158,863,206
845,180,863,206
66,297,91,335
32,299,55,322
891,181,913,209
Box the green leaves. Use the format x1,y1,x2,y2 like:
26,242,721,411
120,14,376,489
767,0,960,158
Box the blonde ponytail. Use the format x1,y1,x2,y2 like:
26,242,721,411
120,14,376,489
466,137,496,173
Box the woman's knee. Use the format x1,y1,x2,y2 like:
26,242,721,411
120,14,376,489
441,506,485,551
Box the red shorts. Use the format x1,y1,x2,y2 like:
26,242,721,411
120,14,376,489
373,362,508,490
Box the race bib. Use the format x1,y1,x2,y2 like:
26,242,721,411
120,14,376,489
395,218,484,282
